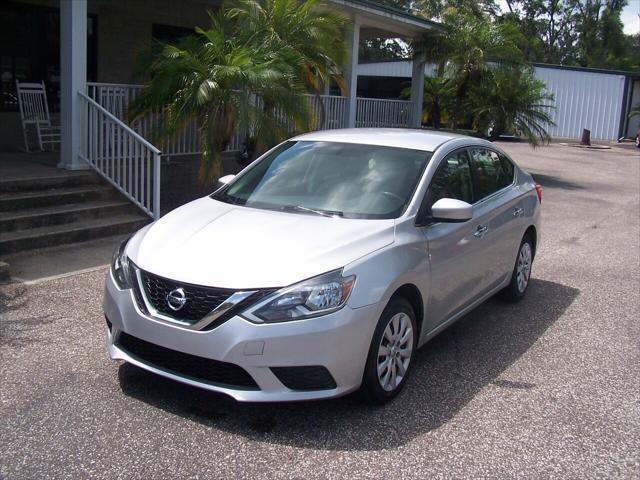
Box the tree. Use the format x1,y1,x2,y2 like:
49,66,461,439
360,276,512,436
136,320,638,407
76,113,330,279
411,5,554,143
401,75,455,127
498,1,640,70
466,66,555,145
360,38,409,62
228,0,348,129
416,8,524,127
368,1,638,71
415,0,500,19
358,1,503,67
420,75,455,127
128,1,347,181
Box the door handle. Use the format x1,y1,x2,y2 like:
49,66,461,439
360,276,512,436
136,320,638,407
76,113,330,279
513,207,524,217
474,225,488,238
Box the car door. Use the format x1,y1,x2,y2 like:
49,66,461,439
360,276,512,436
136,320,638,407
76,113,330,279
468,147,524,290
418,149,489,329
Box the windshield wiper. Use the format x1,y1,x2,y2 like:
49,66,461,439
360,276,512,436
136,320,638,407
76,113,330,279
287,205,344,218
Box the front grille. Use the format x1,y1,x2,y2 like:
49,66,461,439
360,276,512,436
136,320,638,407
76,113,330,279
137,269,236,324
117,332,259,390
271,366,337,391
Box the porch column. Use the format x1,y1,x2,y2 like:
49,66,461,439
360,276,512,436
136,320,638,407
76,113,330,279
410,52,426,128
345,16,360,128
59,0,87,170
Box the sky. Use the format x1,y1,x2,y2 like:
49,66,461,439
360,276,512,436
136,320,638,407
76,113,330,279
621,0,640,34
497,0,640,35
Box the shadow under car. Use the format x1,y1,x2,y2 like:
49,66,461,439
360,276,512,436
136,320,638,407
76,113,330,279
118,278,579,451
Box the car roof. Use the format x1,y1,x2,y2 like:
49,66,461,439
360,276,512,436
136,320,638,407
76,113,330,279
290,128,468,152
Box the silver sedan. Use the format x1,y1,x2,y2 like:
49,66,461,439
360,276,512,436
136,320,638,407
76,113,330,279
104,128,541,404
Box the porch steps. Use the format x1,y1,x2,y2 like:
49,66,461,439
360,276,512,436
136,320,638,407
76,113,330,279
0,171,150,256
0,214,148,254
0,172,101,193
0,185,116,211
0,200,138,232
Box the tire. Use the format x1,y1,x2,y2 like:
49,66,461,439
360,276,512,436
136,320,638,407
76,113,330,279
501,233,534,302
360,297,418,404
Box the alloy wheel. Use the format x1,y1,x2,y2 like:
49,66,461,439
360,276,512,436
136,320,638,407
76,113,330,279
516,242,532,293
377,312,413,392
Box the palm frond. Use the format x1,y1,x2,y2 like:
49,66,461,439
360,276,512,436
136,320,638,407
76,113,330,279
129,1,344,182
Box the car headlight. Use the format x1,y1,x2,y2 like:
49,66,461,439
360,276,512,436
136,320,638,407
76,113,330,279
243,269,356,323
111,237,132,289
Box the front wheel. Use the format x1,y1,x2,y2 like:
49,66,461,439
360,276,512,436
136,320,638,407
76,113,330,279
502,234,534,302
360,297,417,404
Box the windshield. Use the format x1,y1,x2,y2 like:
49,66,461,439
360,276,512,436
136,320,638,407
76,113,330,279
213,141,432,219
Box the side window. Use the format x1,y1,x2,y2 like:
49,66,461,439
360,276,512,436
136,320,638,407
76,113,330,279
425,150,474,211
469,148,514,200
497,152,515,187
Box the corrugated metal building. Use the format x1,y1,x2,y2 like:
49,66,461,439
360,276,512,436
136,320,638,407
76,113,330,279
357,60,640,141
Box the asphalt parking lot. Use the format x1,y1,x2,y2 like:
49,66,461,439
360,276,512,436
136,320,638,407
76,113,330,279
1,141,639,479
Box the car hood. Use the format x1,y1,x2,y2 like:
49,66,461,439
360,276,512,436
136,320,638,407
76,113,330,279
127,197,395,289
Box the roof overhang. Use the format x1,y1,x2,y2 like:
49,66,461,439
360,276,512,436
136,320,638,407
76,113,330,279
329,0,443,39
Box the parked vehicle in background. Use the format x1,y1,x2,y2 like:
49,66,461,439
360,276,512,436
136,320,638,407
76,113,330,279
104,129,541,404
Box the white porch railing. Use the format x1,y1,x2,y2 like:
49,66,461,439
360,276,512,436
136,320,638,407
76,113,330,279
79,91,161,219
356,97,414,128
87,83,352,155
86,83,203,156
88,84,414,147
306,94,349,130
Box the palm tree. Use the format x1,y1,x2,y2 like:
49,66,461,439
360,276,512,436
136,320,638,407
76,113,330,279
228,0,348,129
466,66,555,146
629,104,640,118
422,75,457,128
401,75,455,128
129,2,345,182
416,8,523,108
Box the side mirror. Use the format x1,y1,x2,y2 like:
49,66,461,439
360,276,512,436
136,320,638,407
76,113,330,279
216,174,235,190
430,198,473,223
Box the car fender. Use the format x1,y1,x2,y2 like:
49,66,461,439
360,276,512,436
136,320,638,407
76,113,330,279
344,220,430,318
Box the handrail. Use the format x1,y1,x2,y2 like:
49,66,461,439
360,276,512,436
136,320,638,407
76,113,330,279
79,91,161,154
79,91,162,219
357,96,413,103
87,81,146,89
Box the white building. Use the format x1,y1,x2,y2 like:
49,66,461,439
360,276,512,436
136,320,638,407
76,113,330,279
357,59,640,142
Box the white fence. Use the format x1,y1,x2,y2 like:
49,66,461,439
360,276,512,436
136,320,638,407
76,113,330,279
87,83,353,156
79,92,161,219
86,83,203,156
356,97,413,128
307,94,349,130
87,83,414,152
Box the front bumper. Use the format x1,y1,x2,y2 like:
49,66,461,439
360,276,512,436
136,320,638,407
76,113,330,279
104,271,380,402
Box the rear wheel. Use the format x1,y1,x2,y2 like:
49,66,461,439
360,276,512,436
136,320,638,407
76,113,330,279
361,297,417,404
502,234,534,302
